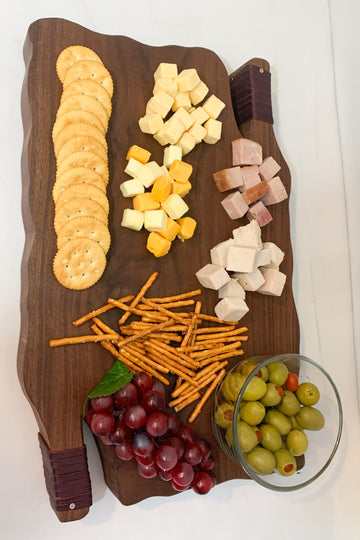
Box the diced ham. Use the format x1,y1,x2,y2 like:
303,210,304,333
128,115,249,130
232,138,263,166
261,176,288,205
214,297,249,322
259,156,281,180
257,268,286,296
210,238,235,267
242,180,269,205
195,263,230,290
221,191,249,219
239,165,261,191
213,167,244,192
247,201,273,227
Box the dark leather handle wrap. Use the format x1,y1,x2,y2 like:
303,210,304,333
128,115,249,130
230,63,273,125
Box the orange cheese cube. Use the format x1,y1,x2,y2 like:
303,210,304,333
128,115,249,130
171,180,192,197
146,232,172,257
177,216,197,241
151,176,172,202
133,193,160,212
169,159,193,183
159,217,181,241
126,145,151,164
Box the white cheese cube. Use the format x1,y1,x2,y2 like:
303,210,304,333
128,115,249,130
218,279,246,299
175,68,201,92
258,268,286,296
146,90,174,118
203,94,226,119
177,132,196,155
190,106,209,125
160,165,171,178
203,119,222,144
121,208,144,231
210,238,235,267
233,220,263,249
172,107,194,130
120,179,145,197
256,248,271,267
226,245,258,273
153,126,169,146
124,157,144,178
138,113,164,134
187,122,206,143
214,297,249,322
232,268,265,291
154,63,178,81
195,264,230,290
162,193,189,219
163,118,185,145
262,242,285,269
163,145,182,168
172,92,191,112
153,78,178,97
144,209,168,232
137,161,163,188
189,80,209,105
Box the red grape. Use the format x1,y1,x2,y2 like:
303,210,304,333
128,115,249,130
155,445,178,472
114,382,138,407
152,379,165,398
200,453,215,471
166,414,180,436
159,469,173,481
133,371,153,395
183,442,203,466
146,412,168,437
115,441,134,461
177,425,195,444
140,390,164,413
124,405,147,430
99,434,113,445
171,461,194,487
162,436,184,459
135,450,156,466
137,462,158,479
191,472,213,494
110,420,132,444
90,412,115,436
197,439,211,460
86,408,96,425
90,395,114,413
132,432,155,457
171,479,189,491
207,470,217,487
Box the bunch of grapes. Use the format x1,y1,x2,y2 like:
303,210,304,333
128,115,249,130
86,371,216,494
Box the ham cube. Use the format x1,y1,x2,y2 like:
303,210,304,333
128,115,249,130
242,180,269,205
232,268,265,292
247,201,273,227
257,268,286,296
213,167,244,192
259,156,281,180
233,220,262,249
232,138,263,166
218,278,246,299
214,297,249,322
261,176,288,205
195,264,230,290
226,245,257,273
210,238,235,267
240,165,261,191
262,241,284,269
221,191,249,219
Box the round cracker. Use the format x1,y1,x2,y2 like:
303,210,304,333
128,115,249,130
54,197,108,234
57,215,111,254
52,109,106,142
54,122,107,156
60,79,112,118
56,136,108,167
56,151,109,185
63,60,113,98
53,237,106,290
56,46,103,84
55,183,109,215
52,167,106,202
57,94,109,132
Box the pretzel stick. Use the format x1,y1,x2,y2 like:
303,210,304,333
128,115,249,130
116,319,174,347
72,295,134,326
190,341,241,360
176,341,226,352
194,326,236,335
195,327,248,341
174,392,201,412
136,299,195,310
143,343,199,385
197,314,237,324
121,344,170,374
108,298,164,321
180,301,202,348
91,325,141,372
141,315,168,323
188,368,226,423
92,317,120,337
196,336,249,345
147,289,201,303
171,360,226,398
140,298,186,324
144,341,197,375
118,347,169,384
199,348,243,367
168,374,216,407
49,333,120,347
147,338,200,369
118,272,159,326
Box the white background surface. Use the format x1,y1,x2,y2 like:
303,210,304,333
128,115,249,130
1,1,359,538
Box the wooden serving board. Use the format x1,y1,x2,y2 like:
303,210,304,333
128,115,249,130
18,18,299,522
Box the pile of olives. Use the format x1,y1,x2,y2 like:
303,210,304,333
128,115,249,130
214,360,325,476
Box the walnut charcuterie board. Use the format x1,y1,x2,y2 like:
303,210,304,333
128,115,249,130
18,18,299,522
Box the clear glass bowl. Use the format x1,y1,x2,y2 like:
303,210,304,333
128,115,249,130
212,354,343,491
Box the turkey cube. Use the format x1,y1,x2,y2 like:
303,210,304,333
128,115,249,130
213,166,244,192
154,63,178,81
226,245,258,273
202,95,226,119
218,279,246,299
256,248,271,267
221,191,249,219
259,156,281,180
240,165,262,191
261,176,288,205
214,297,249,322
232,220,262,249
195,264,230,290
189,80,209,105
262,242,285,269
232,268,265,291
210,238,235,267
232,138,263,166
258,268,286,296
247,202,273,227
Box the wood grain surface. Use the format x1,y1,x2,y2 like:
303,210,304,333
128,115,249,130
18,18,299,520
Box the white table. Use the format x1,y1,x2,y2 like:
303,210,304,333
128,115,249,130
1,1,359,538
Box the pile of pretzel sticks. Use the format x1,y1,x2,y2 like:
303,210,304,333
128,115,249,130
49,272,248,423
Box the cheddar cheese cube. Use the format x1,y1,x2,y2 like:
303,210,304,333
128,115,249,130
177,216,197,241
171,180,192,197
146,90,174,118
153,78,178,97
187,122,206,143
126,145,151,164
190,106,209,125
203,94,226,119
177,131,196,155
162,193,189,219
175,68,201,92
203,119,222,144
159,217,181,241
172,92,191,112
146,232,172,257
189,80,209,105
168,159,193,182
144,209,168,232
137,161,163,188
121,208,144,231
120,178,145,197
154,63,178,81
133,193,161,212
138,113,164,134
151,176,172,202
124,157,144,177
163,145,182,168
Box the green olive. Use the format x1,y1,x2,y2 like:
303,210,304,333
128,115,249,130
296,382,320,406
286,429,309,456
274,448,297,476
242,376,267,401
214,402,234,429
222,372,246,402
257,365,269,382
225,424,234,447
246,446,276,475
259,424,283,453
264,409,292,435
289,415,303,430
261,382,283,407
296,406,325,430
277,390,301,416
267,361,288,386
240,401,266,426
237,421,260,452
240,361,258,377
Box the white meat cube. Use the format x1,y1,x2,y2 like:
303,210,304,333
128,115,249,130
256,248,271,267
210,238,235,267
214,297,249,322
218,279,246,299
262,241,285,269
257,268,286,296
226,246,258,273
232,268,265,291
232,220,262,249
195,264,230,290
